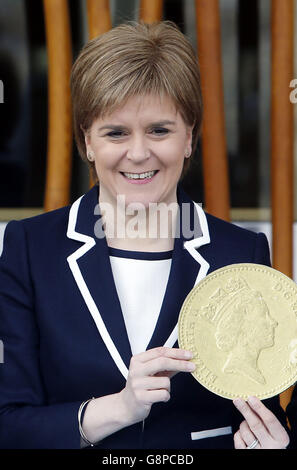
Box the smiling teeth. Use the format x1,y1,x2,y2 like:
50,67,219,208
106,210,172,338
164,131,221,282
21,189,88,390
123,171,156,179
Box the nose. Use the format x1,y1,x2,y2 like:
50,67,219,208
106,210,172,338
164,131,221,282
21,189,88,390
127,135,150,162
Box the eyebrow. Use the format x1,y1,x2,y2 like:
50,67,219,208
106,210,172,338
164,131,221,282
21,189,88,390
97,120,177,132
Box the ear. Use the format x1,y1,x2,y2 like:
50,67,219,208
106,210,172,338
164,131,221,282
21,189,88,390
186,124,194,155
81,125,92,153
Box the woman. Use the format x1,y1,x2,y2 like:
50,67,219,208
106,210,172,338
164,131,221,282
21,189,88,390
0,21,290,449
215,285,277,385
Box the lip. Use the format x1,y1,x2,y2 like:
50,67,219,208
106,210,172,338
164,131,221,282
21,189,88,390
120,170,159,185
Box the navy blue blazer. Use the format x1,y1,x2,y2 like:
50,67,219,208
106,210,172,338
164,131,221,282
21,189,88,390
287,386,297,448
0,185,286,449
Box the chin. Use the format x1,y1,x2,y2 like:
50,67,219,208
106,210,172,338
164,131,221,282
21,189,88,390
125,196,154,210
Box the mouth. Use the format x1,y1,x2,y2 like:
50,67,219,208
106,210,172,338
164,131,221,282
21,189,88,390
120,170,159,184
121,170,158,180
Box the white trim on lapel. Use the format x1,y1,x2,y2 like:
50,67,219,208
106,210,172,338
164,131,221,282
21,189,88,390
164,202,211,348
66,195,210,375
66,196,129,380
184,202,210,286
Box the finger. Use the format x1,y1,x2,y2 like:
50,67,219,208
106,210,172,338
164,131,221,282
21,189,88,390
233,398,268,444
233,430,247,449
247,397,285,438
142,356,196,377
238,420,258,448
247,396,289,446
141,389,171,405
139,376,171,392
134,347,193,364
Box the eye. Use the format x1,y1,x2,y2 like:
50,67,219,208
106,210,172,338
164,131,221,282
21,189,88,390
106,130,127,139
150,127,170,136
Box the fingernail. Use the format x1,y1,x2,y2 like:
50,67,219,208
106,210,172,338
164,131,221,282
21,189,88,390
233,398,243,408
184,350,193,359
187,362,196,371
247,396,258,406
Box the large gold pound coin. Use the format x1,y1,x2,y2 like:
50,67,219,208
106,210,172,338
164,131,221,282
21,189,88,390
178,263,297,400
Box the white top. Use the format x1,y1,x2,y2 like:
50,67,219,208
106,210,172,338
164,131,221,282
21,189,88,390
109,248,172,356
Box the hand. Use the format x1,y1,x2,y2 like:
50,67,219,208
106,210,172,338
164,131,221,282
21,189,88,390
233,396,290,449
119,346,195,425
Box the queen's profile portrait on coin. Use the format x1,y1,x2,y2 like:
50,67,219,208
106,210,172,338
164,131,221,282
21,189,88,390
214,285,278,385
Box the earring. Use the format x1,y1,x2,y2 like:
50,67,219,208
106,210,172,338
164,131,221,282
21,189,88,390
185,150,191,158
87,150,94,161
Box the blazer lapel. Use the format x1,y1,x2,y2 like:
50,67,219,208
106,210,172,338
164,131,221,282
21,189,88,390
66,185,212,380
66,186,131,380
146,187,211,350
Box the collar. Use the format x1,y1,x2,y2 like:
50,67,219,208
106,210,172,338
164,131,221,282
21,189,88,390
66,185,211,380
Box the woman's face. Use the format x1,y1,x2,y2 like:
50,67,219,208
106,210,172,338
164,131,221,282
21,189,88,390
245,297,278,350
85,94,193,208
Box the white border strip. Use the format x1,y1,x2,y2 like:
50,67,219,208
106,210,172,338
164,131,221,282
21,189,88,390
191,425,232,441
184,202,210,285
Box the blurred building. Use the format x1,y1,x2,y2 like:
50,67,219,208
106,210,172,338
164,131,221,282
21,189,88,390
0,0,296,278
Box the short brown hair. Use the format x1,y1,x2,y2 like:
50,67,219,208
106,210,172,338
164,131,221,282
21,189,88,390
71,21,203,182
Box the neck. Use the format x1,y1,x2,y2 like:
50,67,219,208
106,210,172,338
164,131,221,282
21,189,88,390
224,345,265,385
98,191,179,252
